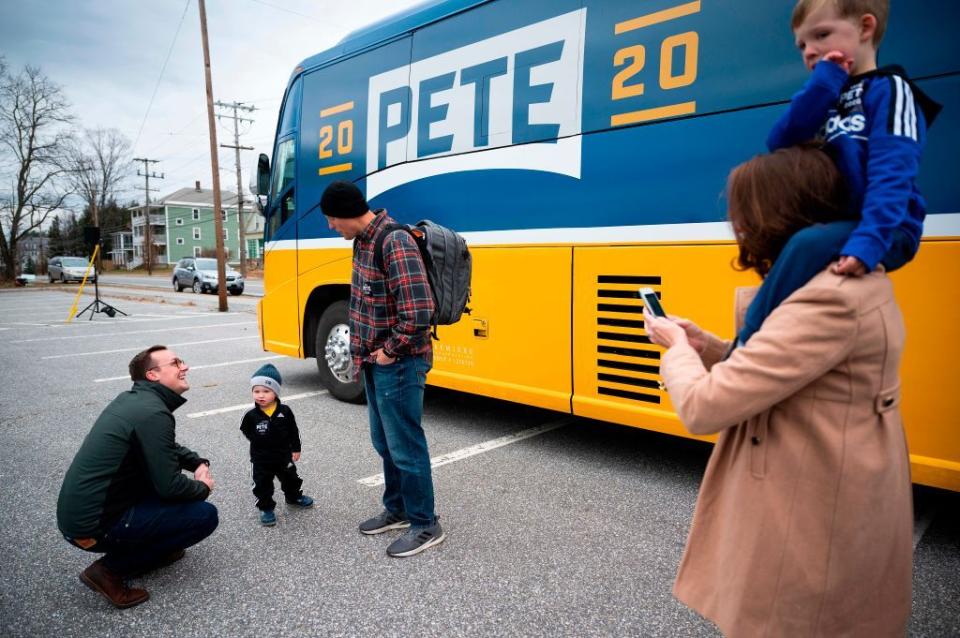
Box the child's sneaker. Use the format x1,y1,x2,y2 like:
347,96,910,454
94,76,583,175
259,510,277,526
287,495,314,508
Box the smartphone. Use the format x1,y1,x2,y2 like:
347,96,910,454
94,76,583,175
639,287,666,318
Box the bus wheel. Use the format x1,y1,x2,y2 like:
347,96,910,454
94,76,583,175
315,300,365,404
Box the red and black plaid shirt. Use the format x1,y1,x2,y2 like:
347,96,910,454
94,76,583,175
349,211,434,376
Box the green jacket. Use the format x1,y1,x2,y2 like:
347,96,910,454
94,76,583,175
57,380,210,538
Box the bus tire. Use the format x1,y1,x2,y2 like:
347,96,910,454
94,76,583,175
315,300,365,404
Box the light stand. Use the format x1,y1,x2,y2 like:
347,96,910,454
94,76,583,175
76,243,127,320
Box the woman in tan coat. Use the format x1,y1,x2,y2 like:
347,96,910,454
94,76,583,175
644,147,913,637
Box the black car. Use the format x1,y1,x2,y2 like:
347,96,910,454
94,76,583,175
172,257,244,295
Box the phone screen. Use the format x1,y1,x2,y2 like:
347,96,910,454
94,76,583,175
642,290,666,317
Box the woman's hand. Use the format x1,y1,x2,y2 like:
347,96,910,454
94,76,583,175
643,308,690,349
672,317,708,354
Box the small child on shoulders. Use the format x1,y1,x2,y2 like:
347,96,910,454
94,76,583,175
740,0,941,346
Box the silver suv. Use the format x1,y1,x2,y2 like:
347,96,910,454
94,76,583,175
48,256,96,283
172,257,244,295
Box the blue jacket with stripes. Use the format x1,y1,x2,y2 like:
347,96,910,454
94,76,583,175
767,61,939,271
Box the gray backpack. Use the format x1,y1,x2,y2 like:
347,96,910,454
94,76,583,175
374,220,472,338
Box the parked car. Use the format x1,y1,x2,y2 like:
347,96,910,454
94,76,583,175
172,257,244,295
48,256,96,283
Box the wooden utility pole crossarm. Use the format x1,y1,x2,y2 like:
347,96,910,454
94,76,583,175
133,157,163,276
198,0,228,312
216,99,255,277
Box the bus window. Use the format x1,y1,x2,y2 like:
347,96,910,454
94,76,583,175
271,138,296,202
279,78,302,137
267,138,296,240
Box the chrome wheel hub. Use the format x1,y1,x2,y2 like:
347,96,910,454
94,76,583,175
324,323,354,384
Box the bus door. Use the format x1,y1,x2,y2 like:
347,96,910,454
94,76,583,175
261,78,303,356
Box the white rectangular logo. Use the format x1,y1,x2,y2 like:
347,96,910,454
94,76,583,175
366,8,586,198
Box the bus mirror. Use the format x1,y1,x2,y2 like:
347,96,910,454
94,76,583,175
255,153,270,197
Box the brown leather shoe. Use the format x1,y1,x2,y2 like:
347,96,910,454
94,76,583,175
79,560,149,609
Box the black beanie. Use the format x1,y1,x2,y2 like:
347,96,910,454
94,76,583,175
320,180,369,218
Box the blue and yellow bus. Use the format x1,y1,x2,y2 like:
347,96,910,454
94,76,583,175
254,0,960,491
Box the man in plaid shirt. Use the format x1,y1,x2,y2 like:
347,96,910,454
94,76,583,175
320,180,446,558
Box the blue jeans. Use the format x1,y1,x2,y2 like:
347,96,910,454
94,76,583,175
363,355,436,527
66,497,218,576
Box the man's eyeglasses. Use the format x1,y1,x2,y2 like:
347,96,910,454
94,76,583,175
150,358,187,371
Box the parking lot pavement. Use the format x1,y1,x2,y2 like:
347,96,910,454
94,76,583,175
97,272,265,297
1,288,957,637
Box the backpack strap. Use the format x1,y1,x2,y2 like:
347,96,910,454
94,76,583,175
373,222,440,340
373,223,408,274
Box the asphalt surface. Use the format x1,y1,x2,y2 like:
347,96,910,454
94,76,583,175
1,287,957,637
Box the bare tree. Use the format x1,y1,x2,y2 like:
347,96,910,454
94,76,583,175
64,127,132,225
0,61,74,280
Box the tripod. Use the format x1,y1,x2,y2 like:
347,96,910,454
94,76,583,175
77,244,127,320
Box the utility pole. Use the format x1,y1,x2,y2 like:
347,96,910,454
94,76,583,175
198,0,227,312
216,100,255,277
90,187,101,272
133,158,163,276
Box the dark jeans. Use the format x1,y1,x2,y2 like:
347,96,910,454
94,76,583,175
66,497,218,576
363,355,436,528
737,221,917,346
252,459,303,511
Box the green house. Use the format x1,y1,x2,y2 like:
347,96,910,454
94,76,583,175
160,181,264,265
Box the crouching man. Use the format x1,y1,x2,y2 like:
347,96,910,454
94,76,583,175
56,345,218,608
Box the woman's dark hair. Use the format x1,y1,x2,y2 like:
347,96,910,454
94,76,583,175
727,145,854,277
129,345,168,381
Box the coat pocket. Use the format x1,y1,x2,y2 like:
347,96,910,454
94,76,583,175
749,411,770,479
874,382,901,414
874,382,901,429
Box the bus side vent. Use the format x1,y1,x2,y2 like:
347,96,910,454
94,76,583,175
595,275,664,404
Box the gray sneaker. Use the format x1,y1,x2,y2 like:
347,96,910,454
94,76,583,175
358,510,411,535
386,520,446,557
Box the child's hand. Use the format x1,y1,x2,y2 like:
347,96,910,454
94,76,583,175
292,452,301,462
822,50,854,73
832,255,868,276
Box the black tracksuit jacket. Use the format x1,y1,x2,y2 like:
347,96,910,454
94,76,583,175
240,402,301,464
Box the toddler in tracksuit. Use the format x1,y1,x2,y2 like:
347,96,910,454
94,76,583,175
738,0,941,347
240,364,313,526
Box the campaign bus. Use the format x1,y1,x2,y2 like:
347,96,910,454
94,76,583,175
253,0,960,491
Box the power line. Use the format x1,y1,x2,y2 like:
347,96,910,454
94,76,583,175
132,0,192,154
246,0,323,22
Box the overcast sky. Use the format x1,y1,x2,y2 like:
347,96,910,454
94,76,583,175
0,0,423,211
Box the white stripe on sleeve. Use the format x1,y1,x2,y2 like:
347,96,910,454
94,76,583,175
892,76,905,137
905,82,917,140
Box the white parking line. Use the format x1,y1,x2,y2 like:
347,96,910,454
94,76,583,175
2,314,237,329
357,418,574,487
0,321,55,327
94,355,283,382
186,390,328,418
41,335,259,359
12,321,256,343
